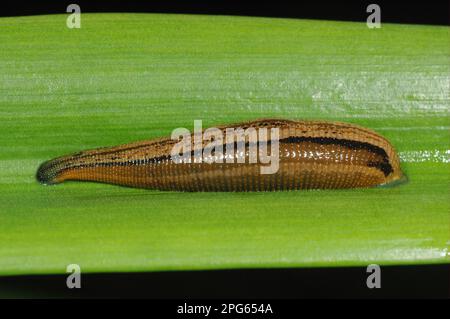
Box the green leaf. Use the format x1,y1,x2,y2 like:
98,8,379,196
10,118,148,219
0,14,448,276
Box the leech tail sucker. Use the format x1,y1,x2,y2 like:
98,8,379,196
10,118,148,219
36,119,406,191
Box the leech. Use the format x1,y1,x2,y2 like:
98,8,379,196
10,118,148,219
36,119,406,191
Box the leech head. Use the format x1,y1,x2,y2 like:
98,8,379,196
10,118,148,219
36,158,63,185
36,151,86,185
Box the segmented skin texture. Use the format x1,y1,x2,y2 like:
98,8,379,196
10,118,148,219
36,119,404,191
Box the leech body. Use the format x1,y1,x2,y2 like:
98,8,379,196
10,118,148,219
37,119,404,191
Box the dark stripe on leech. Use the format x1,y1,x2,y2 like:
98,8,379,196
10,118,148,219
192,137,393,176
284,137,393,176
282,136,389,158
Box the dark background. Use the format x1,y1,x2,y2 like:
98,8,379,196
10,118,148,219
1,265,449,299
1,0,449,25
1,0,449,299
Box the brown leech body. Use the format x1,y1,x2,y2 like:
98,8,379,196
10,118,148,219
36,119,405,191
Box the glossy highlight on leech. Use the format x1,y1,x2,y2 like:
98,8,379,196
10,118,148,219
36,119,406,191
